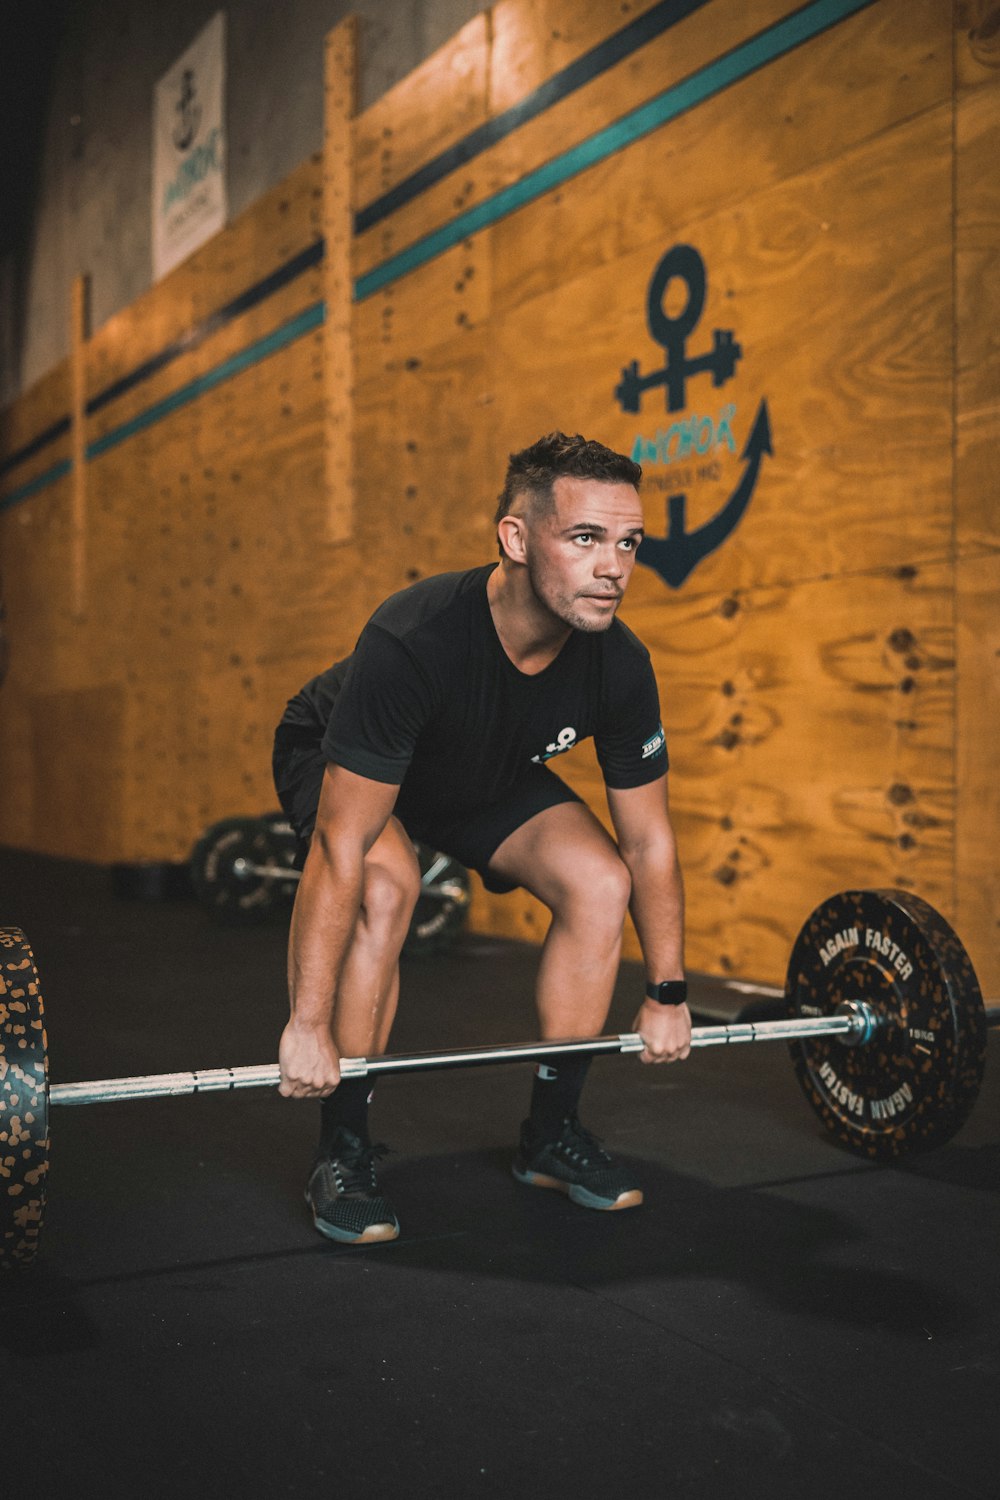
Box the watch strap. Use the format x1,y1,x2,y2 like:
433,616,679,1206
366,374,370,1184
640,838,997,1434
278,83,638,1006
645,979,688,1006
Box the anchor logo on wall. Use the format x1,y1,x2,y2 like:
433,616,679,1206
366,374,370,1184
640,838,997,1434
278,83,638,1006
614,244,772,589
173,69,202,152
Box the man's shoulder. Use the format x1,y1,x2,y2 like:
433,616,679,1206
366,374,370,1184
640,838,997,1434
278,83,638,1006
603,615,652,666
368,565,493,642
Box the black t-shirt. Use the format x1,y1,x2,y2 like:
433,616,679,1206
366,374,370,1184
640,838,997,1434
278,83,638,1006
279,564,667,826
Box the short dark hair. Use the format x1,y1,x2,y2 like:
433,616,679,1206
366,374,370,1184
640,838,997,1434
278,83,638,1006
494,432,642,530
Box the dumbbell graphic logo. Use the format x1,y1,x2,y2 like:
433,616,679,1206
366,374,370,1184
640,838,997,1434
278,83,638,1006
531,727,578,764
615,244,741,414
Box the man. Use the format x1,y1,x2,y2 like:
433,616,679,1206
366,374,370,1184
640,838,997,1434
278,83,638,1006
272,432,690,1244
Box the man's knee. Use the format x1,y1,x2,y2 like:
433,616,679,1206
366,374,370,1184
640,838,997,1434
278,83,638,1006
360,852,420,936
552,847,631,930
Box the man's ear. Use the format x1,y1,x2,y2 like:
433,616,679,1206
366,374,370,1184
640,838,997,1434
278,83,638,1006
497,514,528,563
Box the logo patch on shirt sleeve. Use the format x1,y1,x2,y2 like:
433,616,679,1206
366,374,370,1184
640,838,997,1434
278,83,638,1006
641,726,666,760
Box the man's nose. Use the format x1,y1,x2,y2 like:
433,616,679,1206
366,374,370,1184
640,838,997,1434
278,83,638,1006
594,546,624,577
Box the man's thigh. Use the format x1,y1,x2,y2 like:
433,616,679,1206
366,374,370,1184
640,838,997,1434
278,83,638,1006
487,799,626,909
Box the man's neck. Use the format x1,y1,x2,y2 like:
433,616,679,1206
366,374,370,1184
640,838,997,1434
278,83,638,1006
486,563,571,675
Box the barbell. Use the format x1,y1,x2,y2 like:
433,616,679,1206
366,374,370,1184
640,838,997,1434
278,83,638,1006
188,815,471,955
1,887,996,1270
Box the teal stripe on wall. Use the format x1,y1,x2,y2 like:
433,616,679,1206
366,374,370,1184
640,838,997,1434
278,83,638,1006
354,0,875,301
0,458,73,513
86,303,325,461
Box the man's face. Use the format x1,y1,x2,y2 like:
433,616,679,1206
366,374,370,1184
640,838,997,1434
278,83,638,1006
521,475,645,633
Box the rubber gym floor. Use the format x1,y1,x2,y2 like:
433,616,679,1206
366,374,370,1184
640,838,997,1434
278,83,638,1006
1,847,998,1500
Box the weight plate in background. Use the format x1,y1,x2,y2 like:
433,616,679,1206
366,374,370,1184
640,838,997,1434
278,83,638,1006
404,844,471,958
785,889,987,1160
0,928,49,1270
260,812,304,872
190,816,297,925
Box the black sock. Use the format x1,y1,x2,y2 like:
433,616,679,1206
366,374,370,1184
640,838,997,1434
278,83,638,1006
319,1077,372,1154
529,1054,593,1137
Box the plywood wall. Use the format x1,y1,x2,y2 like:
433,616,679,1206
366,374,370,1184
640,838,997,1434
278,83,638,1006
954,1,1000,995
1,0,997,996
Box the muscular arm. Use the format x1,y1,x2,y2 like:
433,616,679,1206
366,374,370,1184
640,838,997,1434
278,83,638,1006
279,763,399,1097
607,776,691,1063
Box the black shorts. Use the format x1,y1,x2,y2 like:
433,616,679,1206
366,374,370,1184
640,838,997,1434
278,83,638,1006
272,726,582,894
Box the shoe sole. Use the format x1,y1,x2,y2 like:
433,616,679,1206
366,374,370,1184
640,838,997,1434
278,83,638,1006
511,1164,643,1211
305,1193,400,1244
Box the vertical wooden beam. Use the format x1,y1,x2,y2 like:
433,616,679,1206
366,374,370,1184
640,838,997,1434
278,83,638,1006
323,16,357,543
70,272,90,618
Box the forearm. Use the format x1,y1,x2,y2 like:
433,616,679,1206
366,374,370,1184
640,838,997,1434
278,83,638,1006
287,833,364,1029
621,840,685,982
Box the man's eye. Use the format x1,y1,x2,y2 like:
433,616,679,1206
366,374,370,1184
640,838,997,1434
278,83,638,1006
573,533,592,546
620,537,640,551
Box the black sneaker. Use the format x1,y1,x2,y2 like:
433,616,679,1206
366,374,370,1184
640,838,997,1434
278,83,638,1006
512,1115,643,1211
305,1128,400,1244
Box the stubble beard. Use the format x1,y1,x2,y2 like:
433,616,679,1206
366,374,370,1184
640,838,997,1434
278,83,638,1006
526,554,621,634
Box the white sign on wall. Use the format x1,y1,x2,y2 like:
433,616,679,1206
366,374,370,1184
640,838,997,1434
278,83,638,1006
152,12,227,281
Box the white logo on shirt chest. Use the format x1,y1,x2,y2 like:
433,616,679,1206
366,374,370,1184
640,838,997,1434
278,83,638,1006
531,726,577,764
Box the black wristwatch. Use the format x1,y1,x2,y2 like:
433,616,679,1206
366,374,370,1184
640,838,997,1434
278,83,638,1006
645,979,688,1006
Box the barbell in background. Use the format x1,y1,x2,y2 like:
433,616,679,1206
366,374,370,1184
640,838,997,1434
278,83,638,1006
1,888,997,1271
188,813,471,957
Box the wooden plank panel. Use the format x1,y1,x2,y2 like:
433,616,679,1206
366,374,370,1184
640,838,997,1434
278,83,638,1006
86,258,322,448
354,321,499,594
69,274,90,619
324,17,357,544
0,486,62,844
352,151,497,286
0,361,70,462
486,104,953,599
0,355,72,525
955,0,1000,92
120,673,199,862
955,550,1000,996
352,0,801,280
28,684,126,862
355,13,491,208
0,693,34,848
84,408,197,691
670,560,953,983
0,430,72,512
488,0,672,110
0,475,77,688
956,405,1000,559
191,655,323,839
356,0,876,280
490,0,950,316
354,233,490,377
956,68,1000,552
954,18,1000,995
182,333,328,669
85,155,322,402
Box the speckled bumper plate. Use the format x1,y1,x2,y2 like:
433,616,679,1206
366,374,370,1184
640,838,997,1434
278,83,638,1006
0,928,49,1269
785,889,987,1160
